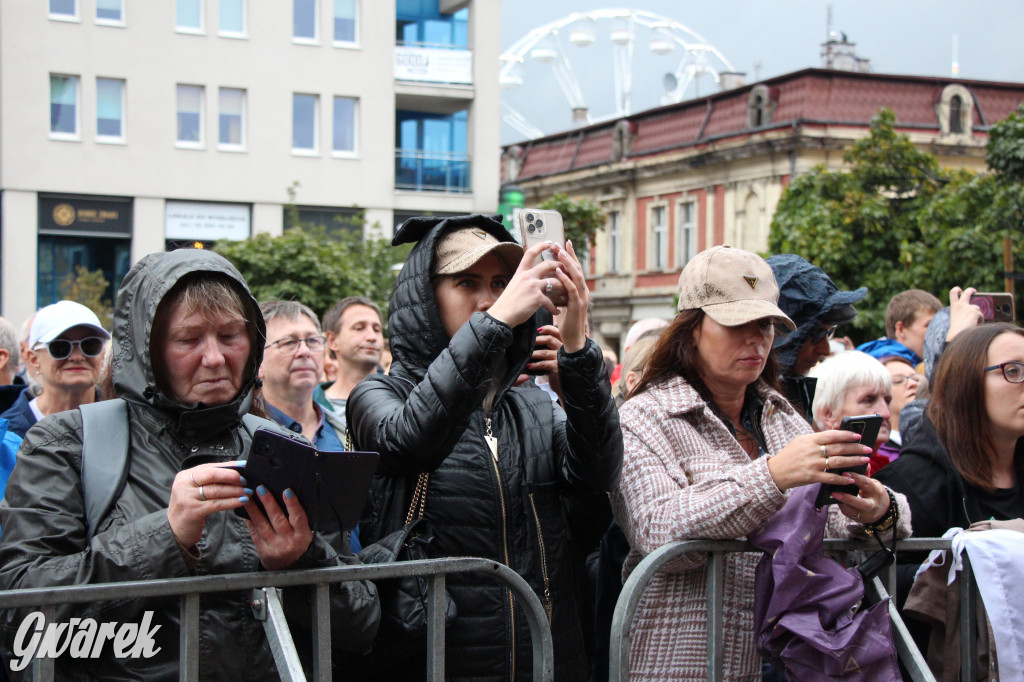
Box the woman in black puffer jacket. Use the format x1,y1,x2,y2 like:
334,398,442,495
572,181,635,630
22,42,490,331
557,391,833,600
348,214,623,681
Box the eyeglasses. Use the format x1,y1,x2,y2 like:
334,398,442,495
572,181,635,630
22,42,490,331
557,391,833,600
811,325,838,343
34,336,106,360
265,336,326,354
891,373,924,386
985,360,1024,383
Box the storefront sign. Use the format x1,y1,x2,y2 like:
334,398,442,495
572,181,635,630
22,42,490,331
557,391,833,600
39,195,132,236
165,201,250,241
394,46,472,85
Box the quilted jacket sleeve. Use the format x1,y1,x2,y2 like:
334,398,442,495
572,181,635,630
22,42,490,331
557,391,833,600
348,311,515,477
549,338,623,494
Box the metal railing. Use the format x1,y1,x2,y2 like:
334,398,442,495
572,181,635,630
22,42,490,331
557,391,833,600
394,150,472,193
0,557,554,682
609,537,975,682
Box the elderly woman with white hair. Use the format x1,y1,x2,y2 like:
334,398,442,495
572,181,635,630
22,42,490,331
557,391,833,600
808,351,893,471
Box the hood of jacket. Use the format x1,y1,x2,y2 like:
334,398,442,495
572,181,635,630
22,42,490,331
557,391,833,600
110,249,265,432
387,214,537,388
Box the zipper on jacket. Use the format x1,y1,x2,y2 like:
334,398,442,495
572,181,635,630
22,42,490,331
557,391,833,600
486,416,516,680
527,492,553,625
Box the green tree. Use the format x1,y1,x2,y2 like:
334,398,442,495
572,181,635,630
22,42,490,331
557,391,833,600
539,193,605,249
769,107,1024,341
59,265,113,329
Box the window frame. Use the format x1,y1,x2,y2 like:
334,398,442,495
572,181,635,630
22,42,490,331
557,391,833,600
607,210,621,273
95,77,126,143
218,0,246,37
332,0,358,47
292,0,319,44
331,95,358,157
650,204,668,271
95,0,125,26
49,74,81,141
175,0,205,34
217,87,246,151
677,199,697,269
175,84,205,149
48,0,80,22
292,93,320,155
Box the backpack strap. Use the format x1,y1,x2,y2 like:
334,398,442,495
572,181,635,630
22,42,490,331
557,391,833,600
80,399,131,539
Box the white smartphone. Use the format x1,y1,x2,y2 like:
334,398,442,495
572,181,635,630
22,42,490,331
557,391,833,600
516,208,568,305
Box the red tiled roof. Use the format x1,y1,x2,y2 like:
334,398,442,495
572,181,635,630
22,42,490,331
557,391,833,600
506,68,1024,181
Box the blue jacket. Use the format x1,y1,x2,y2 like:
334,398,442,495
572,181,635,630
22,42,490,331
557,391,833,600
856,337,921,366
0,417,24,528
0,389,36,439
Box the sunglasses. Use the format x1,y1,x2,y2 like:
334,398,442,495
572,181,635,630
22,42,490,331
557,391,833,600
810,325,838,344
36,336,106,360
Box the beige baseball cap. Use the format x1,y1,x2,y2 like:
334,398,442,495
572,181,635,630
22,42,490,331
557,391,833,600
677,245,795,330
433,227,524,276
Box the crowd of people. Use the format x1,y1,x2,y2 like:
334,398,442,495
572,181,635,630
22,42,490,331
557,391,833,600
0,216,1018,680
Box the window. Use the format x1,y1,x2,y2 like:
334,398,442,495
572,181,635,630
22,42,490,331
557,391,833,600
395,109,470,191
293,94,318,152
96,0,123,23
332,96,357,154
949,96,963,134
651,205,667,270
333,0,356,44
219,0,245,35
938,84,974,136
607,211,621,273
218,88,245,148
293,0,317,41
96,78,125,140
396,0,467,48
176,0,203,32
176,84,204,146
50,75,79,138
678,200,696,267
49,0,78,20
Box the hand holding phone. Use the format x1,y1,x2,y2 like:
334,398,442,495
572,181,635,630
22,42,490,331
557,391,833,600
969,292,1015,323
814,414,883,507
516,208,569,306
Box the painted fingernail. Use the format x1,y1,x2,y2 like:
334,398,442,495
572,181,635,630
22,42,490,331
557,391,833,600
284,489,294,499
239,476,247,486
244,488,254,496
239,496,250,504
257,485,268,496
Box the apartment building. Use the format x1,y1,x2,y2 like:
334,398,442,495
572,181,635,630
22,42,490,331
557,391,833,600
0,0,501,324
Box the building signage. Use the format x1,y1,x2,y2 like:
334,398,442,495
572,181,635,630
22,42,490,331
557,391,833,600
38,195,132,236
394,46,472,85
165,201,250,241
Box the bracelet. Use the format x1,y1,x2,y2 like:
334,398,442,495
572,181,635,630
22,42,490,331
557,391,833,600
863,489,898,536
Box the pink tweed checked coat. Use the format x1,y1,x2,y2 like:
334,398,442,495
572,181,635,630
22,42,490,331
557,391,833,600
611,376,911,681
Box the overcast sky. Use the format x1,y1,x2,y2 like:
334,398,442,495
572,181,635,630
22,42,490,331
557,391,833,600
500,1,1024,143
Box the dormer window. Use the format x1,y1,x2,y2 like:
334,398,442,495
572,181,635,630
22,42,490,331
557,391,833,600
746,85,776,129
937,84,973,136
949,96,963,134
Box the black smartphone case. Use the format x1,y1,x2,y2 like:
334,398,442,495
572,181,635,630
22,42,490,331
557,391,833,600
235,428,379,533
814,414,882,508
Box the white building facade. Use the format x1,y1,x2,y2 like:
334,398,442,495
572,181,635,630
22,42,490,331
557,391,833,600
0,0,501,324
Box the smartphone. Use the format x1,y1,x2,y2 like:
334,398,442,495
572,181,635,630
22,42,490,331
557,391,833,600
814,414,883,508
969,292,1015,323
235,429,320,526
517,208,569,306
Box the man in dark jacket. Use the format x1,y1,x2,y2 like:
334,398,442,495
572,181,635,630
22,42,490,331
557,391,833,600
0,249,379,680
348,214,623,681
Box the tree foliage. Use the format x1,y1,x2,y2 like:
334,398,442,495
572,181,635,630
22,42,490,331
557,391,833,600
769,107,1024,341
539,193,605,249
59,265,113,329
214,202,410,323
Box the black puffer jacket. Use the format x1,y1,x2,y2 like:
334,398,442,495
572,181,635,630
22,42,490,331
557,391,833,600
0,249,379,680
348,214,623,682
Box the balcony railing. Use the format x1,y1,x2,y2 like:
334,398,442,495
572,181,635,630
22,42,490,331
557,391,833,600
395,150,472,193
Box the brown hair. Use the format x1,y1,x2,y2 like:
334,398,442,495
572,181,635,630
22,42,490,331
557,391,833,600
885,289,942,339
322,296,381,336
928,322,1024,491
630,309,779,403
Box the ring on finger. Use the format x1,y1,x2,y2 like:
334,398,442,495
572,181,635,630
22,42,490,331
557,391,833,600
819,445,828,458
198,485,207,502
855,511,862,521
824,456,830,470
190,471,199,487
545,278,553,293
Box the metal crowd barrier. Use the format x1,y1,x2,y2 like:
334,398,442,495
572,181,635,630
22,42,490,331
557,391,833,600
0,557,554,682
609,537,975,682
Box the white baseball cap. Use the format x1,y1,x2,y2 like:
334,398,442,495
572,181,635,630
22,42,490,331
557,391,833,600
29,301,110,347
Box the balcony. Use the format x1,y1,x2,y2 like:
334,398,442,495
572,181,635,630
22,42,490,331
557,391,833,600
395,150,471,193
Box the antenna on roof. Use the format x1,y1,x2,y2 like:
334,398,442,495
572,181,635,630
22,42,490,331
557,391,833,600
952,34,959,78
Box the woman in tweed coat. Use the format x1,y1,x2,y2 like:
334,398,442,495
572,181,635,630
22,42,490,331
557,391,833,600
611,246,910,681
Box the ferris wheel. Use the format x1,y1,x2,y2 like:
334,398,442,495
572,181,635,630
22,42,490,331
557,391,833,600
500,9,737,140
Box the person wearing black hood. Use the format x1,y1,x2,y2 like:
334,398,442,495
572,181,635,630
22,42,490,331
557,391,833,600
766,254,868,422
348,214,623,681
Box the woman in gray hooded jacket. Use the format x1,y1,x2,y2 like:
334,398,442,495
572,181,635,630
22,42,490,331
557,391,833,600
0,249,379,680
